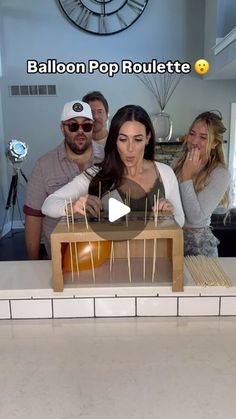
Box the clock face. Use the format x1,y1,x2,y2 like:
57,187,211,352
57,0,149,35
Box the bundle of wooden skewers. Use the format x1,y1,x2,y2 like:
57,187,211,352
185,255,233,287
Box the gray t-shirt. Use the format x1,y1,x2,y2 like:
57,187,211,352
179,165,230,228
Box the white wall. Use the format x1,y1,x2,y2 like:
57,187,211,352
0,4,9,231
217,0,236,37
0,0,236,229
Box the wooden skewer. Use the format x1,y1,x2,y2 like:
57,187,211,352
69,198,79,278
144,197,148,225
110,240,114,273
153,194,157,228
125,197,129,227
154,190,160,228
151,238,157,283
97,182,101,258
211,258,224,284
69,198,74,231
211,259,225,283
143,239,146,281
217,261,232,287
89,241,95,283
65,200,74,282
200,256,213,285
69,242,74,282
143,197,148,281
83,202,89,230
208,257,232,287
109,255,112,274
109,241,113,273
156,189,160,216
202,256,221,286
127,240,132,283
98,181,101,223
98,241,100,261
111,240,115,264
64,200,70,232
68,202,75,282
74,244,79,278
186,256,207,286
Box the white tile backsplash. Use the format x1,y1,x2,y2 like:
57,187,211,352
11,299,52,319
0,300,10,319
53,298,94,318
220,297,236,315
179,297,220,316
95,297,135,317
137,297,177,316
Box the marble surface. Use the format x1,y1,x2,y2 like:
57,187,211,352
1,317,236,419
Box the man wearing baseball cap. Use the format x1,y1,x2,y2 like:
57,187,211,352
23,100,104,259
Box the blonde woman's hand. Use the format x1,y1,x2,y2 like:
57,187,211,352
182,147,202,181
71,195,102,217
152,198,174,213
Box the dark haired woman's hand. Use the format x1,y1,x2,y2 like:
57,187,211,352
181,147,202,181
72,195,102,217
152,198,174,213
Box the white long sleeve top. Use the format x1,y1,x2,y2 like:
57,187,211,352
41,161,185,227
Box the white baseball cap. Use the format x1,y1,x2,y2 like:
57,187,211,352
61,100,93,122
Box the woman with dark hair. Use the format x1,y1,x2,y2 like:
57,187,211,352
42,105,184,226
172,110,230,256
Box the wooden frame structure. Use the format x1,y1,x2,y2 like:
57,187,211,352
51,218,184,292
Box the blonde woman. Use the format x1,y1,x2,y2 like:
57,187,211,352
172,111,230,257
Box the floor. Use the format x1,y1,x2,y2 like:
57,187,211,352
1,317,236,419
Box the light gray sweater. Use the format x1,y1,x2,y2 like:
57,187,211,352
179,166,230,228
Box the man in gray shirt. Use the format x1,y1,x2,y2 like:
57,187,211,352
23,100,104,259
82,91,109,147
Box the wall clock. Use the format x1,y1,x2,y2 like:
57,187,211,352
57,0,149,35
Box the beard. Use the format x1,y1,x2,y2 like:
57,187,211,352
65,134,92,155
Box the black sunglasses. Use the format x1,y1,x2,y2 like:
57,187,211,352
63,122,93,133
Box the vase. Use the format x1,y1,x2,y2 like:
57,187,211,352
151,111,173,142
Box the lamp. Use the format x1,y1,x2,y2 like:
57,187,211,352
2,139,28,233
6,139,28,164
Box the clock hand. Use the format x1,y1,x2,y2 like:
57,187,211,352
102,0,106,15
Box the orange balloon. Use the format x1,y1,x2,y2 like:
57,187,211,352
62,241,111,272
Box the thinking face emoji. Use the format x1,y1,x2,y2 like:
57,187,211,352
194,59,210,75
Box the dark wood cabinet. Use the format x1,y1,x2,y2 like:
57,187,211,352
211,211,236,257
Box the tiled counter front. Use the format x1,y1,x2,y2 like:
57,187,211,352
1,295,236,319
0,259,236,319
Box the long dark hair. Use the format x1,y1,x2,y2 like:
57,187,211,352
88,104,155,196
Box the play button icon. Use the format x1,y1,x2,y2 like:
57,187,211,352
108,198,130,222
77,178,154,241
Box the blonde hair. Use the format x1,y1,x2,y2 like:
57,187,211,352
172,111,229,209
